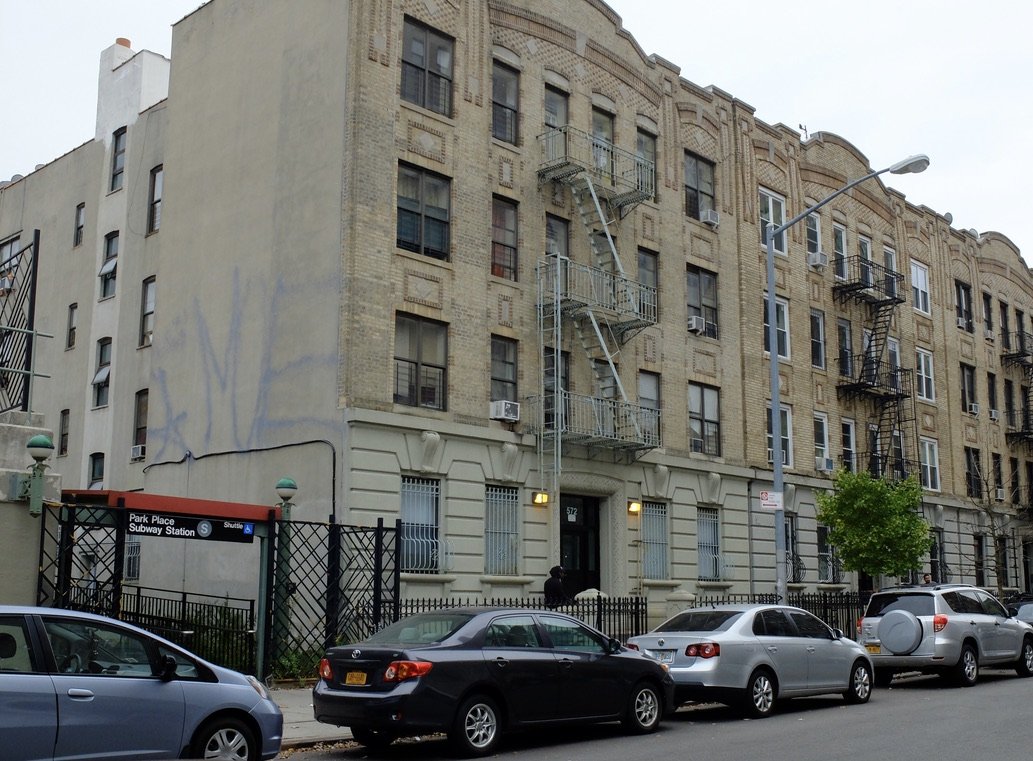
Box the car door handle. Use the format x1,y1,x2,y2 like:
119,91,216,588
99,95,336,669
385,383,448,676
67,689,94,700
767,646,778,653
806,646,816,653
493,657,509,668
558,658,573,669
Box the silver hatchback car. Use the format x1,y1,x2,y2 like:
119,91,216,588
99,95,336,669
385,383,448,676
858,584,1033,687
626,603,873,717
0,605,282,761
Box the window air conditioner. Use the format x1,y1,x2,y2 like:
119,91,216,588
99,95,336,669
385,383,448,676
995,488,1006,502
688,315,707,334
489,400,520,422
130,444,146,461
956,316,968,329
989,408,1000,421
700,209,720,228
968,403,980,416
807,251,829,269
815,456,835,473
984,328,994,341
690,438,704,453
767,448,789,466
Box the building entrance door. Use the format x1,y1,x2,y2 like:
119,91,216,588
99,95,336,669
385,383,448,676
559,495,600,597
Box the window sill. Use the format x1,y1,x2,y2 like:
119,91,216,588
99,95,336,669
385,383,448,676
478,575,534,585
399,100,456,127
695,580,733,590
641,579,682,590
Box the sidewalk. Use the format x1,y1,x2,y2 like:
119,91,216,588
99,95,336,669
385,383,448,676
270,685,352,750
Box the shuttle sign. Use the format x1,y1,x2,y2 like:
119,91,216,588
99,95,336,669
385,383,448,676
128,512,256,543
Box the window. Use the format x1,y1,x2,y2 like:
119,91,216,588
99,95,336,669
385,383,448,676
883,246,899,296
837,319,853,377
982,292,993,335
960,363,977,413
688,382,720,455
639,371,661,442
995,536,1009,587
766,404,793,467
810,310,826,368
638,248,658,318
805,213,820,255
147,165,163,233
100,232,118,298
545,214,568,257
988,372,998,413
401,18,453,116
833,224,847,279
686,265,718,338
491,196,517,280
636,129,656,199
955,280,973,331
110,127,127,191
59,410,70,456
762,297,789,359
697,506,721,581
394,314,447,410
641,502,668,580
1011,457,1020,503
490,335,517,402
817,525,840,583
66,303,77,349
397,163,450,260
1005,379,1016,427
910,260,930,313
841,419,856,472
93,338,112,407
401,476,441,573
544,86,568,129
965,446,982,499
542,347,569,427
591,108,615,182
759,188,786,253
73,203,85,246
915,348,935,401
684,152,715,220
139,277,155,347
919,438,940,491
124,535,141,581
928,528,946,584
814,413,830,464
89,452,105,489
857,236,873,287
491,61,518,144
993,453,1004,499
134,389,148,448
484,485,518,575
1001,301,1011,349
973,535,986,586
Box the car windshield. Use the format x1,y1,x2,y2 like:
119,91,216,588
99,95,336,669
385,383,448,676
654,610,742,633
865,593,934,617
363,612,474,645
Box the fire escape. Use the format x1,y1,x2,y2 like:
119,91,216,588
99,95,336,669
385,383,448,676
834,255,917,479
530,126,659,501
1002,330,1033,453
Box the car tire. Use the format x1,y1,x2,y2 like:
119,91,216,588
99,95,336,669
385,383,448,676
843,659,873,704
450,695,501,757
190,717,258,761
621,681,662,734
1015,638,1033,677
877,610,923,655
952,643,978,687
874,668,894,688
742,668,776,718
350,726,397,749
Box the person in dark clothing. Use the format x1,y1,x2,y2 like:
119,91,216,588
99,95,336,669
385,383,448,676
544,565,568,606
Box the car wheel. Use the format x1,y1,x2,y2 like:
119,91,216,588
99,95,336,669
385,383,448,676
450,695,501,757
742,668,776,718
190,717,258,761
843,660,872,704
350,726,397,749
952,644,978,687
1015,638,1033,677
874,668,894,688
621,681,662,734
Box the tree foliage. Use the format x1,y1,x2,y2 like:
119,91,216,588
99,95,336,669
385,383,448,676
816,470,929,578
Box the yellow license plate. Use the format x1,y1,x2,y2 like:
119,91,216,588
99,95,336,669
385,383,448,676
865,644,880,654
345,671,367,686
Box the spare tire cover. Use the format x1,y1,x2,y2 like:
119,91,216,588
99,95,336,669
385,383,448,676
878,609,923,654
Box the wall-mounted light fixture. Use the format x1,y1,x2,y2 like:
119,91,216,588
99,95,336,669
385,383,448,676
627,500,642,514
22,434,55,517
532,490,550,506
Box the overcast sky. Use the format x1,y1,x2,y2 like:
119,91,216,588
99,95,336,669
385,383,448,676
2,1,1031,262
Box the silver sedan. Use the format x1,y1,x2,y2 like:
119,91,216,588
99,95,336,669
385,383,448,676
626,603,873,717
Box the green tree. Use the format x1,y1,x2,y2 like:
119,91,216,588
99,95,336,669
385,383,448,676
816,470,929,578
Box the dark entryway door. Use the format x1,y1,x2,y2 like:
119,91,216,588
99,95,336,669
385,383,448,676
559,495,600,597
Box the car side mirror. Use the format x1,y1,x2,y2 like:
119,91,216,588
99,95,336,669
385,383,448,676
832,627,845,639
158,654,178,681
607,637,623,655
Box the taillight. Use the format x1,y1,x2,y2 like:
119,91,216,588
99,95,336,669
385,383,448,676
318,658,333,681
685,642,720,658
933,614,948,632
626,643,640,651
383,660,433,682
856,617,863,636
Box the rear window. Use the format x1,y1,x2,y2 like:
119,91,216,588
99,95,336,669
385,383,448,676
365,612,473,645
864,593,934,617
655,610,742,633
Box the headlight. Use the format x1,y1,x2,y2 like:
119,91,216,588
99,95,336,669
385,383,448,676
246,675,270,699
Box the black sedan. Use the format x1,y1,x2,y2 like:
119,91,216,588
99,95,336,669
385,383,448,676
313,607,674,756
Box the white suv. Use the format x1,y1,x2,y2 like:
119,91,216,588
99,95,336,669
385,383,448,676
858,584,1033,687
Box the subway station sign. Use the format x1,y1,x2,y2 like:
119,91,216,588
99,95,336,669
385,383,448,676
128,511,256,543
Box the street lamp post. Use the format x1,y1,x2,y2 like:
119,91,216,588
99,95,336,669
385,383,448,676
765,154,929,602
25,434,55,517
273,477,297,663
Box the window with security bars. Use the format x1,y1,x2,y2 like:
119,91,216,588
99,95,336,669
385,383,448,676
401,476,440,573
484,486,519,575
394,313,447,410
697,507,720,581
641,502,668,580
817,525,839,583
401,18,453,116
124,535,141,581
491,197,517,280
491,61,518,144
397,163,451,260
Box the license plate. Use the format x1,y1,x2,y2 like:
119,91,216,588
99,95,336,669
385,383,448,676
865,644,881,654
647,649,676,664
345,671,367,686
